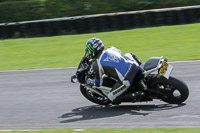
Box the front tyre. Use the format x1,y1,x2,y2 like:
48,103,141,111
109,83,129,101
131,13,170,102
80,85,111,105
150,76,189,104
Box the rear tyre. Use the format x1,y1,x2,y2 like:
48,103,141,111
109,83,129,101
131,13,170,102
80,85,111,105
150,76,189,104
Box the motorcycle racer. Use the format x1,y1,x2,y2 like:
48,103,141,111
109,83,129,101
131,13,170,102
85,37,146,103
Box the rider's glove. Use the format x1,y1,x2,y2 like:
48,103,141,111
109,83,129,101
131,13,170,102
86,78,95,87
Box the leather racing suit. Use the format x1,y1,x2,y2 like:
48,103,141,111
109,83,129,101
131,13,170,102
91,47,139,102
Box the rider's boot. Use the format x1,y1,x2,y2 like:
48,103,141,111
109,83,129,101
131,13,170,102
138,79,147,90
108,81,129,104
137,66,148,90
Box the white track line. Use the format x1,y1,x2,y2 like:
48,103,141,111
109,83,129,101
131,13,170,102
169,60,200,63
0,129,84,131
0,67,77,73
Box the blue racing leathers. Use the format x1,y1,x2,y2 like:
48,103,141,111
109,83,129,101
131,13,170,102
92,47,139,101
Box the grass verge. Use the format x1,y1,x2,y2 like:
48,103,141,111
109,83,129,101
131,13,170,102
0,23,200,70
1,128,200,133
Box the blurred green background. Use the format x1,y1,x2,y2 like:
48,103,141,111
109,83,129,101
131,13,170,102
1,0,200,23
0,23,200,70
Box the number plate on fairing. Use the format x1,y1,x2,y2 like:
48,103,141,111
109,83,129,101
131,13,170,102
159,61,173,79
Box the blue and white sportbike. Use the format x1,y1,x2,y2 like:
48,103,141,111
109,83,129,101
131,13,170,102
71,55,189,105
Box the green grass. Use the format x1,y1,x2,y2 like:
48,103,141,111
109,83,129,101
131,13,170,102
1,128,200,133
0,23,200,70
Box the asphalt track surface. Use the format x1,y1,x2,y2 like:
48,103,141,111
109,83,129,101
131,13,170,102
0,61,200,130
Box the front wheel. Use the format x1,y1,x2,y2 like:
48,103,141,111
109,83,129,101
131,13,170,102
150,76,189,104
80,85,111,105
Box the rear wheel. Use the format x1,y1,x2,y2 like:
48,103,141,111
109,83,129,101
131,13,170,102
150,76,189,104
80,85,111,105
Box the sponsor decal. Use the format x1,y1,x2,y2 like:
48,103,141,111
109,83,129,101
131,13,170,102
98,41,102,44
93,43,98,48
103,54,119,63
112,86,126,95
86,44,94,52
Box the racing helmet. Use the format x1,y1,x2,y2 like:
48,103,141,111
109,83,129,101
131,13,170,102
85,37,104,59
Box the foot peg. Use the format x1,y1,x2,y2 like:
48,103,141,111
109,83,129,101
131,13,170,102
130,91,145,100
124,91,145,102
111,91,145,104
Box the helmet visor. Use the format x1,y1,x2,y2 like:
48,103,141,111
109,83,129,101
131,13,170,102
85,48,91,59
